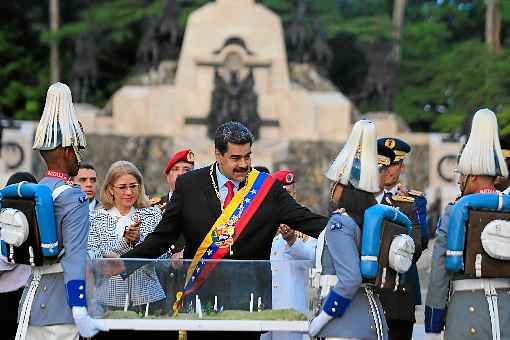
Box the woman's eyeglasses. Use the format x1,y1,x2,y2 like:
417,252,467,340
112,183,140,192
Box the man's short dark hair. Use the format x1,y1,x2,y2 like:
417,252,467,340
79,162,96,171
214,121,254,154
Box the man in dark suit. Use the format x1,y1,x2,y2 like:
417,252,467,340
375,138,423,340
121,121,327,340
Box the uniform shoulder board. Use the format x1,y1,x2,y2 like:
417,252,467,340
149,196,162,205
392,194,415,203
407,189,424,197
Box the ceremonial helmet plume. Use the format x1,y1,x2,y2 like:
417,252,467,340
325,119,380,193
457,108,508,177
33,82,86,151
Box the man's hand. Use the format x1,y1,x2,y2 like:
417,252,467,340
101,252,125,277
72,306,109,337
279,224,297,246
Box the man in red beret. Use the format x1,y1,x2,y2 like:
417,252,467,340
151,149,195,209
151,149,195,320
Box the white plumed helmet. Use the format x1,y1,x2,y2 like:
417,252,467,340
325,119,380,193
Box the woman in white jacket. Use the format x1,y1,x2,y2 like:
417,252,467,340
88,161,165,313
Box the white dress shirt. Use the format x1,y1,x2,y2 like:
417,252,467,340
375,185,398,203
215,164,240,206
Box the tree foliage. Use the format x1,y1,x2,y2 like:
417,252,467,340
2,0,510,137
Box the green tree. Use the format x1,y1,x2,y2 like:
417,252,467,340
0,2,48,119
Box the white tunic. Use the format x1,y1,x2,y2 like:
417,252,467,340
261,234,316,340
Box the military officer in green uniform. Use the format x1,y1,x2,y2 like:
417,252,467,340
375,137,424,340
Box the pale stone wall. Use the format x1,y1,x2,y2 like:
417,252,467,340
32,134,174,197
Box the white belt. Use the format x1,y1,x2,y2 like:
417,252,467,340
453,278,510,291
453,278,508,340
15,263,64,340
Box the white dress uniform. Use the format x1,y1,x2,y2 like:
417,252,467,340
261,234,316,340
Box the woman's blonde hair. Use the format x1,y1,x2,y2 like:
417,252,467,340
100,160,150,209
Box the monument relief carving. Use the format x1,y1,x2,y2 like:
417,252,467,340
207,39,261,139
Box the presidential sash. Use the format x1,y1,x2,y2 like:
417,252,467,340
172,169,275,313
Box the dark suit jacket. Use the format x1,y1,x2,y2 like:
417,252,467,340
123,164,327,260
377,194,423,322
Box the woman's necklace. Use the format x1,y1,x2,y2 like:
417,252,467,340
209,163,223,210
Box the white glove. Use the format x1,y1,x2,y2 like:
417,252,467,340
425,332,443,340
72,306,109,337
308,310,333,337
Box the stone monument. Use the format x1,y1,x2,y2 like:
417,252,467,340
67,0,458,213
78,0,351,172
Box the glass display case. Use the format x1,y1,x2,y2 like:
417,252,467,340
87,258,316,331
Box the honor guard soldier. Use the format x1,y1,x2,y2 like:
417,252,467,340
309,120,416,340
7,83,106,339
376,140,423,340
494,141,510,193
425,109,510,340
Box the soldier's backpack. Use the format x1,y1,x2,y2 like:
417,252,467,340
0,182,68,266
446,193,510,278
361,204,415,290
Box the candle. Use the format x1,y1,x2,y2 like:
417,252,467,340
144,303,149,317
195,295,199,314
197,297,203,319
123,293,129,312
249,293,254,313
257,297,262,312
214,295,218,312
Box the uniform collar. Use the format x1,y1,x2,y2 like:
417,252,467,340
375,185,397,203
385,185,398,195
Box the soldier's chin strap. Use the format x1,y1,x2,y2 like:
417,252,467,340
459,174,470,197
329,181,339,202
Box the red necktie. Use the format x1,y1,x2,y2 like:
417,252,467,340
223,181,235,209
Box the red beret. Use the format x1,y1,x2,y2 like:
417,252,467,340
272,169,296,185
164,149,194,175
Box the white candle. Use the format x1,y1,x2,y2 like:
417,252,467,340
195,295,199,314
123,293,129,312
144,303,149,317
197,297,203,319
257,297,262,312
249,293,254,313
214,295,218,312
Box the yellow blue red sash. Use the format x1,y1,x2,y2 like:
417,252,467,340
172,168,275,313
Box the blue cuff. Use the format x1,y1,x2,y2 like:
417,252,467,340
66,280,87,307
322,289,351,317
425,305,445,333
